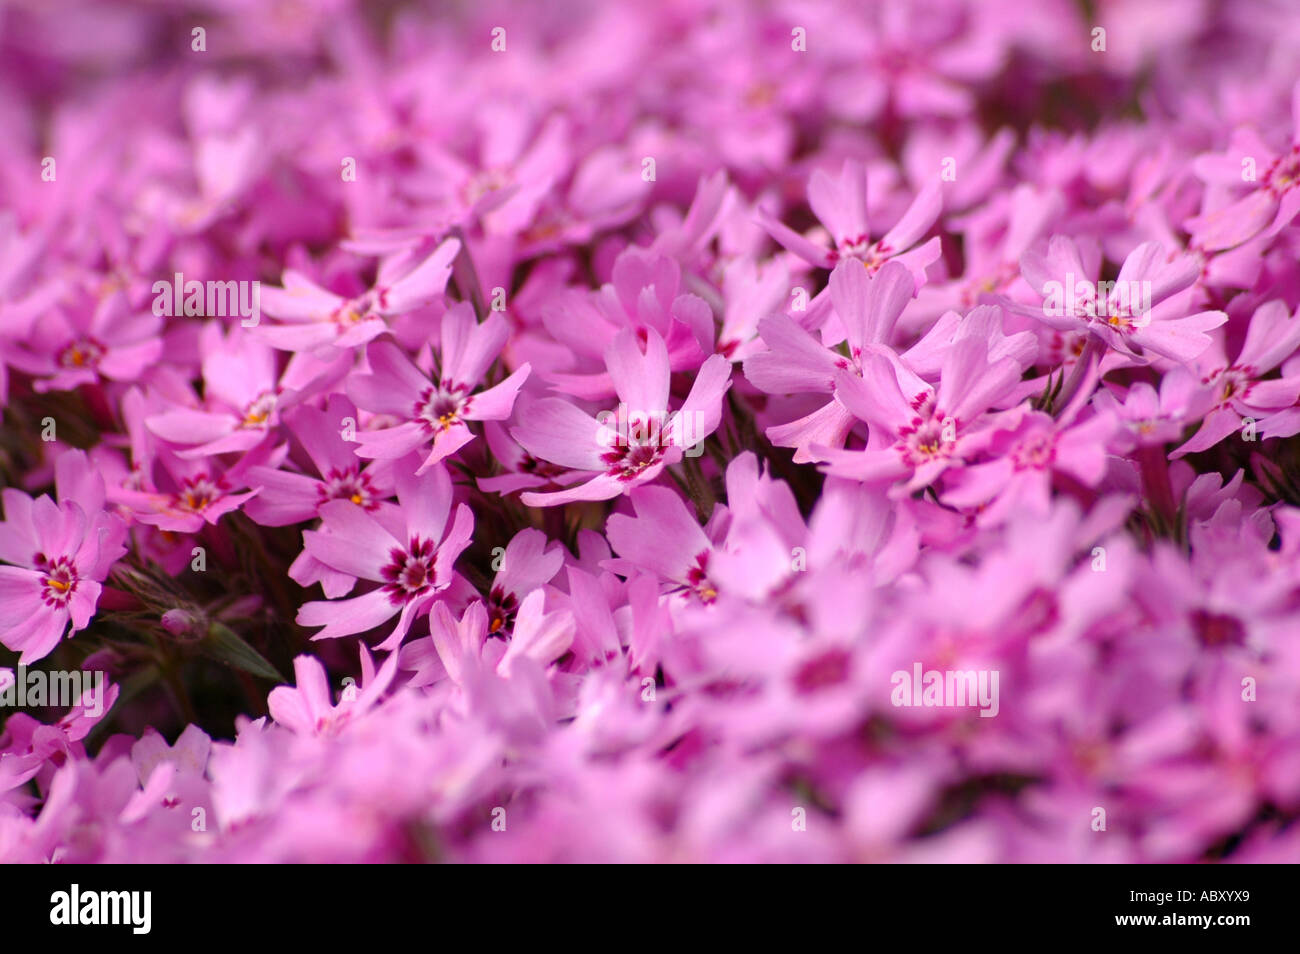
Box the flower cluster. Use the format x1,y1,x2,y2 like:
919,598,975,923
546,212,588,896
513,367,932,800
3,0,1300,863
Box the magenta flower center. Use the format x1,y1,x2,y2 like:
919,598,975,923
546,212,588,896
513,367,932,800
319,467,379,510
174,474,225,512
1011,433,1057,471
37,554,80,608
1267,146,1300,194
58,337,106,370
416,385,469,432
602,442,664,481
487,586,518,634
241,392,278,428
381,536,437,604
792,648,852,695
836,235,894,273
1205,366,1256,406
332,290,378,327
897,415,955,466
685,551,717,604
1191,609,1246,648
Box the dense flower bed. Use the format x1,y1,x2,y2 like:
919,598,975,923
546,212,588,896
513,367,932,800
2,0,1300,862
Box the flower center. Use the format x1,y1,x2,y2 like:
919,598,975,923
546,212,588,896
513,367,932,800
381,536,437,604
897,414,955,466
416,385,468,432
241,392,277,428
837,235,893,273
602,443,663,481
1208,366,1255,406
462,168,511,206
39,556,79,608
175,474,224,512
1011,433,1057,471
487,587,518,635
58,337,107,370
1191,609,1245,648
319,467,379,510
333,292,376,327
685,552,717,604
1268,147,1300,194
792,648,852,695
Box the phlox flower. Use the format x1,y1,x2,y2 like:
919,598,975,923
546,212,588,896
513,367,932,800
511,327,731,505
242,393,398,597
258,236,460,353
1018,236,1228,364
244,393,396,528
116,445,265,535
401,594,574,690
9,287,162,393
606,485,724,605
346,303,530,472
813,330,1028,493
404,105,571,236
1187,81,1300,251
743,259,917,460
757,158,942,282
1091,369,1207,453
941,409,1120,524
0,678,122,803
481,528,565,636
295,456,473,649
144,324,346,460
0,451,127,664
542,246,716,400
268,646,398,737
1171,299,1300,444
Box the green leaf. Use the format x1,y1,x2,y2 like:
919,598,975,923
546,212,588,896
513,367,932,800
200,622,284,682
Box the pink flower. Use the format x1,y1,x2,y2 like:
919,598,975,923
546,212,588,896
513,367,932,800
144,324,340,460
606,485,722,604
511,327,731,505
941,409,1119,524
543,246,716,400
743,259,918,460
117,446,263,535
758,159,942,283
10,287,161,393
244,393,395,528
0,451,126,663
268,646,398,737
813,328,1028,493
1172,299,1300,444
1018,237,1228,364
346,304,530,472
1092,369,1208,453
401,594,574,691
295,456,473,649
1187,81,1300,251
482,528,565,636
258,237,460,353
